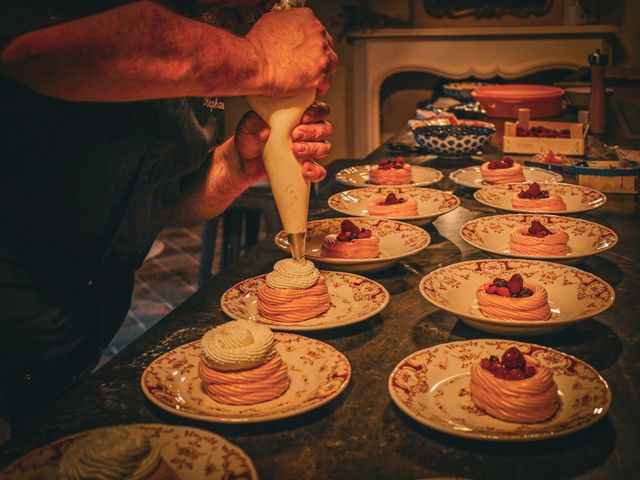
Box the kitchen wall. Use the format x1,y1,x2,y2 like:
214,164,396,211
223,0,637,163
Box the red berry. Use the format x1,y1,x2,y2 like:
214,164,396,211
395,156,404,164
340,220,360,234
357,229,372,239
528,182,541,197
384,193,400,205
491,364,507,379
496,287,510,297
337,233,350,242
485,284,497,294
480,358,491,370
525,366,536,378
502,157,514,167
508,368,525,380
501,347,526,370
507,274,524,294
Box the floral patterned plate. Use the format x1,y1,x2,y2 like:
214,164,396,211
274,218,430,273
0,424,258,479
328,187,460,226
474,183,607,214
459,214,618,263
388,339,611,441
335,164,443,188
449,166,562,189
141,333,350,423
419,259,614,336
221,271,388,330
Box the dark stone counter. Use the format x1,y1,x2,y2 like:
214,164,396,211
1,133,639,479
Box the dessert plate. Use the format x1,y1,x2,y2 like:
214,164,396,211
274,218,431,273
0,424,258,479
141,333,350,423
388,339,611,441
221,271,389,330
449,166,562,189
459,214,618,263
328,187,460,226
335,164,443,188
419,259,614,336
474,183,607,214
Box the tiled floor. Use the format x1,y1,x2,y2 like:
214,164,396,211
96,224,211,369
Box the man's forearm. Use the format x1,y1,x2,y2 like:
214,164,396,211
171,138,249,225
0,1,263,101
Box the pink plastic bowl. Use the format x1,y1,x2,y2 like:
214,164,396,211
472,85,564,119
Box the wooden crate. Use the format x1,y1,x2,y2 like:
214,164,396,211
571,161,639,194
503,120,585,155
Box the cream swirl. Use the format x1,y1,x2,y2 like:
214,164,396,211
265,258,320,289
59,427,160,480
201,320,275,371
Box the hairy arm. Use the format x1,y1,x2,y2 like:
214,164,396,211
0,1,264,101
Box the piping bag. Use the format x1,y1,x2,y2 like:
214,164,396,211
247,0,313,260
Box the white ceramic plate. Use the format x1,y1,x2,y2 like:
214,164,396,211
388,339,611,441
328,187,460,226
459,214,618,262
419,259,614,336
449,166,562,189
335,164,444,188
141,333,350,423
274,218,430,273
221,271,389,331
474,183,607,214
0,424,258,479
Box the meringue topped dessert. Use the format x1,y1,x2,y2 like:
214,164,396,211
470,346,560,423
511,182,567,212
480,156,525,184
476,273,551,321
369,156,412,185
59,426,178,480
321,219,380,259
257,258,330,322
198,320,289,405
510,220,569,256
368,192,419,217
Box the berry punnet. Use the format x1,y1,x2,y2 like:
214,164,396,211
516,125,570,138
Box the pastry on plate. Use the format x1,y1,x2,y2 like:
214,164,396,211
511,182,566,211
368,192,419,217
480,157,525,184
509,220,569,256
369,156,412,185
476,273,551,321
198,319,289,405
321,219,380,259
470,346,560,423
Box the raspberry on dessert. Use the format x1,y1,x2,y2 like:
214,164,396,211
488,157,515,169
480,347,536,380
383,193,405,205
507,274,524,294
518,182,550,199
501,347,526,370
527,220,552,237
357,229,372,239
340,219,360,234
485,274,533,298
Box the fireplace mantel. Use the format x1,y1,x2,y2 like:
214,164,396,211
350,25,617,156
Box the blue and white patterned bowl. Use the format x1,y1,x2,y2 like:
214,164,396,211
409,119,496,156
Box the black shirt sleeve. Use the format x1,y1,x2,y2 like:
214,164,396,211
0,0,197,43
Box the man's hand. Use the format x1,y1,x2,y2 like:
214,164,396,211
246,8,337,97
234,100,332,185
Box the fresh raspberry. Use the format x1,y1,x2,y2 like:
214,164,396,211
502,157,514,167
496,286,510,297
507,274,524,294
485,284,497,294
525,366,536,378
357,229,372,239
501,347,526,370
340,220,360,234
508,368,525,380
384,193,400,205
337,233,350,242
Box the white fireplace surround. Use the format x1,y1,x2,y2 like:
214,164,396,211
350,25,617,157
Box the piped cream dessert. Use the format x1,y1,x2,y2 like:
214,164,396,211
198,320,289,405
511,182,567,212
470,346,560,423
369,156,412,185
510,220,569,256
257,258,330,322
321,220,380,259
476,273,551,321
368,192,419,217
59,426,178,480
480,157,525,184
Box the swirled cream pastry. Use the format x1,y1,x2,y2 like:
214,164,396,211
511,183,566,212
321,219,380,259
509,220,569,256
368,192,419,217
480,157,525,184
470,346,560,423
59,426,177,480
198,320,289,405
257,258,330,322
476,273,551,321
369,157,412,185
